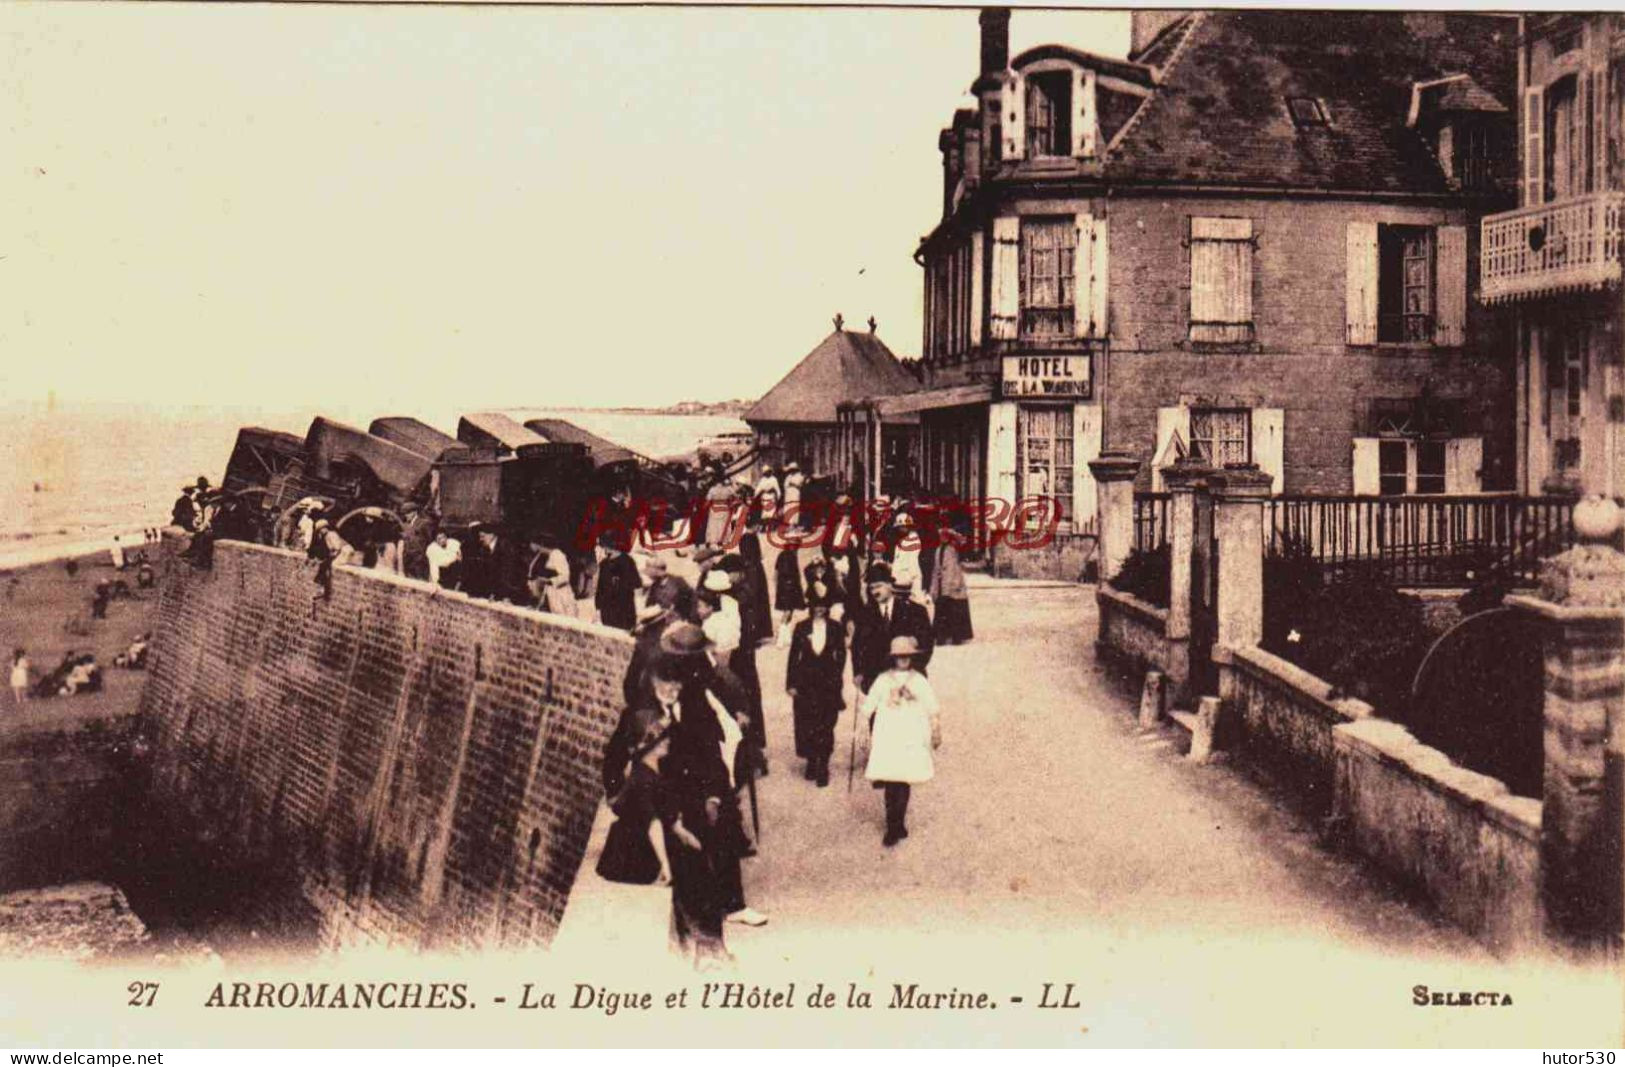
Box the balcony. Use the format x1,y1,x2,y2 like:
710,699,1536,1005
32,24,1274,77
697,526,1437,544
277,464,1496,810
1480,191,1625,304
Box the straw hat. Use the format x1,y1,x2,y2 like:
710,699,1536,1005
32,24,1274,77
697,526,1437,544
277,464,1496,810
702,569,733,593
888,635,920,659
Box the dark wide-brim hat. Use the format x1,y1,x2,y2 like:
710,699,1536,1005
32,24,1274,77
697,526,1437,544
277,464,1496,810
658,622,711,658
864,562,893,585
651,650,700,684
691,545,723,565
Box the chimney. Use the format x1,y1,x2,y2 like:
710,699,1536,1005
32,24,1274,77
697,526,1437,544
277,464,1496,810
979,8,1010,78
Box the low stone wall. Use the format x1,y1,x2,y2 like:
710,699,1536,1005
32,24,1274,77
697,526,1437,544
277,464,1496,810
1334,718,1544,954
1227,645,1373,816
134,539,632,951
1096,586,1169,675
991,532,1096,582
1226,644,1545,953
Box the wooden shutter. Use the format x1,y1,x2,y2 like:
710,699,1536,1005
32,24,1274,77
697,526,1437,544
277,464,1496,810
1351,438,1381,496
1151,405,1188,492
1251,407,1284,494
1073,402,1104,531
1190,217,1253,341
988,402,1019,508
990,216,1021,340
1434,225,1467,347
1525,87,1543,207
1074,67,1098,157
1444,437,1483,494
1002,74,1026,162
969,230,985,347
1345,221,1379,345
1073,215,1108,339
1074,214,1095,338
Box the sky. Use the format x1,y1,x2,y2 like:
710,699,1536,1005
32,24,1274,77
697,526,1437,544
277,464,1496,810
3,3,1130,419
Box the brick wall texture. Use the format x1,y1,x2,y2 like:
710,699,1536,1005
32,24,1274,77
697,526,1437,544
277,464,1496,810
1101,193,1517,493
135,538,632,950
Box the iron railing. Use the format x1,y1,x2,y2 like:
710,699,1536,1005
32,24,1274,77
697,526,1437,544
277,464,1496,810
1481,191,1625,303
1265,494,1576,587
1133,492,1170,553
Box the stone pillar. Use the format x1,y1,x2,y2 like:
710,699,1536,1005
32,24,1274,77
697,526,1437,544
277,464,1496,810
1507,495,1625,952
1162,460,1212,706
1210,466,1272,650
1208,465,1273,718
1088,451,1140,584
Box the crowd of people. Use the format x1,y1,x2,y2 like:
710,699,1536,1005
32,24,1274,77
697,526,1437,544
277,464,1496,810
594,484,973,969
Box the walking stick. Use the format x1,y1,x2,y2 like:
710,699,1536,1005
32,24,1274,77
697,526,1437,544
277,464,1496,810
746,748,762,843
847,687,860,792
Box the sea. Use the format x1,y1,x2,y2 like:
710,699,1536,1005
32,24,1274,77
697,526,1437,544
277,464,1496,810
0,402,748,568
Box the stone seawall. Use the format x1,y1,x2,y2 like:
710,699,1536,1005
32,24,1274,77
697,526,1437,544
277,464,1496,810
0,708,141,893
134,539,632,950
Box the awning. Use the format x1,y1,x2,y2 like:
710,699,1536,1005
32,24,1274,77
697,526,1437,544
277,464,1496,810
843,382,994,418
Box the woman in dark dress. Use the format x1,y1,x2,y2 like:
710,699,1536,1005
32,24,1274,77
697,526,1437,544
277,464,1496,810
595,706,673,887
929,523,974,645
737,534,774,649
786,583,847,787
773,541,805,642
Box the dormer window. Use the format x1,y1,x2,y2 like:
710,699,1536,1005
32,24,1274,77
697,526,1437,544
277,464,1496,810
1026,71,1073,157
1287,97,1329,128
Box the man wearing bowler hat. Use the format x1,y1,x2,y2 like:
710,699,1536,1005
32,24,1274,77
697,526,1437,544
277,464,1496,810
849,561,934,694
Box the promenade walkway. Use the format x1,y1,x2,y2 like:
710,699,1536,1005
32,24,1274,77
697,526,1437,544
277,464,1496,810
557,583,1617,1045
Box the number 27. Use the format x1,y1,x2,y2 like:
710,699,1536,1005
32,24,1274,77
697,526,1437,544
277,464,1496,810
127,982,158,1007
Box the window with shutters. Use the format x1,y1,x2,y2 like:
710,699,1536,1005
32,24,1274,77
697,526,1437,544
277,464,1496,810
1189,408,1251,467
1016,404,1074,527
1189,217,1254,344
1376,225,1434,343
1371,439,1456,495
1454,120,1509,192
1025,72,1073,158
1415,441,1447,495
1019,217,1076,338
1378,441,1409,496
1610,60,1625,191
1545,75,1585,201
1546,324,1588,470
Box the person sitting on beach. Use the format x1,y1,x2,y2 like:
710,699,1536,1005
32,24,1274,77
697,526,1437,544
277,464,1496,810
115,633,150,670
61,654,102,696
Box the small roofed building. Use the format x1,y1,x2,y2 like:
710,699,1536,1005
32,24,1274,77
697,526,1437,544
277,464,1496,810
745,315,923,494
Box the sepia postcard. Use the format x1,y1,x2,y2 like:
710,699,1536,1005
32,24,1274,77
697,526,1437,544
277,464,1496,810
2,0,1623,1050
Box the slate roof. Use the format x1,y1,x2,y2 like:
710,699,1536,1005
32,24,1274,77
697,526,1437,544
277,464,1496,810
745,329,921,425
1105,11,1516,193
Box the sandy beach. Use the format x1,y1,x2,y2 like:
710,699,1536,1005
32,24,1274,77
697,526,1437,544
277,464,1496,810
0,541,162,729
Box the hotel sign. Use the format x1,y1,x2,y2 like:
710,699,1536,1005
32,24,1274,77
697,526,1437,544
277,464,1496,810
1000,354,1092,400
